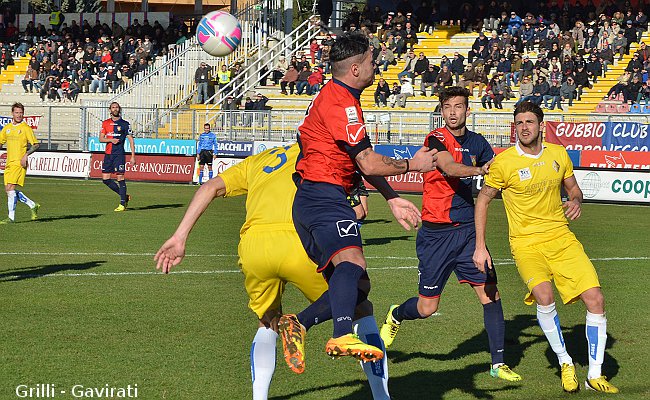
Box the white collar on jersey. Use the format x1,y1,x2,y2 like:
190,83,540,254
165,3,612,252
515,141,546,159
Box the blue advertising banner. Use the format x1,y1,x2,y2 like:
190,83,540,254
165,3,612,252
216,141,254,157
601,122,650,152
87,137,196,155
546,121,650,151
567,150,581,167
373,144,420,159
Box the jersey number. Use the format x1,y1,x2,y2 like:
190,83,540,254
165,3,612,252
262,145,291,174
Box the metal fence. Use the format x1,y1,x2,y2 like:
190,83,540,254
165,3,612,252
69,107,650,151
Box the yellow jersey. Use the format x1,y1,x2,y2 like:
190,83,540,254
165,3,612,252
484,142,574,246
0,121,38,165
219,143,298,236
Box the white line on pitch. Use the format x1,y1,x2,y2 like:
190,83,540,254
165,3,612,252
2,257,647,279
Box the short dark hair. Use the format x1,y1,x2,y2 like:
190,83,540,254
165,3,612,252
514,101,544,123
329,32,369,76
11,102,24,112
204,123,211,128
439,86,471,108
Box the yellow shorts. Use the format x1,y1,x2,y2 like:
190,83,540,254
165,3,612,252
238,227,328,319
4,162,27,186
511,231,600,305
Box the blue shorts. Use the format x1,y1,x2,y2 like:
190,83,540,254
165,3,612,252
102,153,126,174
416,222,497,298
293,180,361,272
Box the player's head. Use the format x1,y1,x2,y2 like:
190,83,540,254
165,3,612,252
11,102,24,123
329,32,374,89
203,123,210,132
513,101,544,147
439,86,471,131
109,102,121,118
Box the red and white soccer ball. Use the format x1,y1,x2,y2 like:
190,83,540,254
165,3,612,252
197,11,242,57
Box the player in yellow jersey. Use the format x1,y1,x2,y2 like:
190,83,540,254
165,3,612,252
0,103,40,223
155,144,391,400
473,102,618,394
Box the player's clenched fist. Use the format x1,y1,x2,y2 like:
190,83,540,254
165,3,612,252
410,147,438,173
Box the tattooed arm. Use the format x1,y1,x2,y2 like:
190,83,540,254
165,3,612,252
355,146,438,176
473,184,500,273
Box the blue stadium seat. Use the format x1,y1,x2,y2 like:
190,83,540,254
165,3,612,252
629,103,641,113
642,104,650,113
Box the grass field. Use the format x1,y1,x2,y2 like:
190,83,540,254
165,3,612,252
0,177,649,400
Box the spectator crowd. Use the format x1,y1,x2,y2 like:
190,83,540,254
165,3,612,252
0,6,190,102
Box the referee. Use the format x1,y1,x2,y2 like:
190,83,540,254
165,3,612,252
196,123,217,184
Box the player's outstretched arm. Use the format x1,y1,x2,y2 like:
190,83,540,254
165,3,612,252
387,197,422,231
355,146,437,176
155,176,227,274
562,175,583,221
435,150,484,178
473,184,499,273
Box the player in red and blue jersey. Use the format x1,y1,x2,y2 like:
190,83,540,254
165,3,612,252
100,102,135,212
380,87,522,382
277,33,437,389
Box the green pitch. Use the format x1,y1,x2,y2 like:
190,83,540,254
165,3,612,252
0,178,648,399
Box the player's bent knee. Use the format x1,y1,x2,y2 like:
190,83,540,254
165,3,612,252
331,248,367,270
582,287,605,314
417,298,439,317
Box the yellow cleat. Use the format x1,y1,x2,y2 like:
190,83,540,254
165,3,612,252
0,218,15,224
114,204,126,212
325,333,384,362
278,314,306,374
490,364,522,382
379,305,401,348
561,363,579,393
30,203,40,220
585,376,619,393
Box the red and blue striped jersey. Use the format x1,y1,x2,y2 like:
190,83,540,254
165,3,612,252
295,79,371,193
422,127,494,224
101,118,133,155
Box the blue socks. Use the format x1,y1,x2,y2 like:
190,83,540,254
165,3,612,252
329,261,364,338
298,291,331,331
394,297,425,322
102,179,119,194
199,170,203,184
118,180,127,205
483,299,505,365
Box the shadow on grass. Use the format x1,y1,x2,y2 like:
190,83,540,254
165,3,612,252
364,236,413,246
361,219,392,225
128,203,184,211
35,213,102,222
270,379,368,400
388,314,541,367
386,313,619,382
0,261,106,282
272,365,516,399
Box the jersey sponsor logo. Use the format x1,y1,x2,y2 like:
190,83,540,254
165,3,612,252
518,167,532,181
336,219,359,237
346,123,366,145
423,285,438,290
553,160,560,172
345,106,358,123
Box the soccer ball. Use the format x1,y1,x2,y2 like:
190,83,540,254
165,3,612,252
197,11,242,57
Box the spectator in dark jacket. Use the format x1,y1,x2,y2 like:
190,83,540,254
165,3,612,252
530,76,549,105
450,52,465,84
468,31,489,63
544,80,562,110
374,77,391,106
420,64,439,96
573,65,591,100
586,54,602,83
